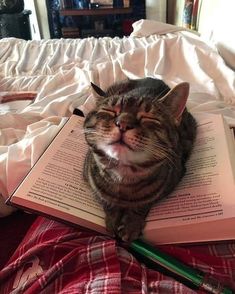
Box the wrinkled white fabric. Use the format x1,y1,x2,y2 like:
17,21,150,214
0,20,235,216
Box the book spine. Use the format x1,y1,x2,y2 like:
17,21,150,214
182,0,194,29
60,0,73,9
191,0,199,30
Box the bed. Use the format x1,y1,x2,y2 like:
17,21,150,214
0,19,235,293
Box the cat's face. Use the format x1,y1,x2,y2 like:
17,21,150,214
84,89,179,166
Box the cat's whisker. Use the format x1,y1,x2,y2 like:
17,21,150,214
144,144,178,169
132,135,179,167
153,88,170,103
82,129,97,135
107,156,114,169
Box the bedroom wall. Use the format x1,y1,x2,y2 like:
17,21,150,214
198,0,235,70
167,0,235,70
146,0,167,22
35,0,50,39
167,0,235,41
24,0,41,39
167,0,183,25
198,0,235,42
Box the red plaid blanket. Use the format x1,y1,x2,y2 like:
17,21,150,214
0,216,234,293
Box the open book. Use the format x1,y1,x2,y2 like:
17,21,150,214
7,112,235,244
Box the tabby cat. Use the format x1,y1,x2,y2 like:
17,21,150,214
83,78,197,242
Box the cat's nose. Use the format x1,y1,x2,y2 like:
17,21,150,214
115,120,133,132
115,114,135,132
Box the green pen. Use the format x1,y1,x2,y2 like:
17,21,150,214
130,239,233,294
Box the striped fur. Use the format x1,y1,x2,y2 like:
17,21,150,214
83,78,197,242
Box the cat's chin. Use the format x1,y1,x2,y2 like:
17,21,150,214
100,142,148,165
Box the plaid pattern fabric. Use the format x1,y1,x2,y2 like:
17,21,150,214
0,217,234,294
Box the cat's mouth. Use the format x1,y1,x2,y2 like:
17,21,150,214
109,138,134,151
101,137,149,165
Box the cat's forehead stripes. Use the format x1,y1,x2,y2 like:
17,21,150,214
103,94,157,115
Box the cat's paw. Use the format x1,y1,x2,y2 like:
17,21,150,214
116,214,145,242
104,207,147,242
105,211,120,237
117,224,142,243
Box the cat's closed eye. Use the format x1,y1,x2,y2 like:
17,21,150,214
97,108,117,119
139,116,161,125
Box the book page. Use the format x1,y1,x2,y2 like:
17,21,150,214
146,114,235,229
10,115,106,228
10,113,235,240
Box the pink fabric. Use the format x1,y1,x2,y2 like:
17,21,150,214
0,91,37,103
0,216,234,293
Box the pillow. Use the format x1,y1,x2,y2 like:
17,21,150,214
216,42,235,71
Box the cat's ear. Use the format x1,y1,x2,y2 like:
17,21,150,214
91,82,106,97
160,82,189,125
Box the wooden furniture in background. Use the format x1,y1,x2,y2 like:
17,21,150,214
58,1,145,38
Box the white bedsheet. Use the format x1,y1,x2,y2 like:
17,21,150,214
0,20,235,216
